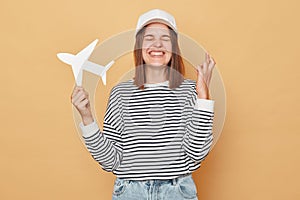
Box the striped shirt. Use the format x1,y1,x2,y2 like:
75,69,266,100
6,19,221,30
79,79,214,180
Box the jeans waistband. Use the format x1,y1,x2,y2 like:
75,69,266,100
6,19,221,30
119,173,192,186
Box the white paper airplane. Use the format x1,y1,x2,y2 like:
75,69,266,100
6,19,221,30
57,39,114,86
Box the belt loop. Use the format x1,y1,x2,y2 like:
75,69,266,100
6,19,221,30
171,177,177,186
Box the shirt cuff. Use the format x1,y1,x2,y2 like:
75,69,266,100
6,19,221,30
195,98,215,112
79,120,100,137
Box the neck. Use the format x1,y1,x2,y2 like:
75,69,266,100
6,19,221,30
144,64,168,84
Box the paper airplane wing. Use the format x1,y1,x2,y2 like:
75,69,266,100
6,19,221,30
82,60,115,85
83,61,105,76
57,53,75,65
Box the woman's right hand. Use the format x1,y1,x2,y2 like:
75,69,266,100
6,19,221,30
71,86,94,125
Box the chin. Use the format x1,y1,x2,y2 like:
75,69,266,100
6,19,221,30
144,60,170,67
148,63,167,67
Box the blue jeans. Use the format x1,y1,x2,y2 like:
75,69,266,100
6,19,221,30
112,173,198,200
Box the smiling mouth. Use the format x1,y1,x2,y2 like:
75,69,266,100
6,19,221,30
149,50,165,57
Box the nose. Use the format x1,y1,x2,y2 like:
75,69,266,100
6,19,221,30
153,38,162,48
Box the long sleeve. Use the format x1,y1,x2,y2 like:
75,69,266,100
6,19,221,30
79,86,123,172
182,87,214,163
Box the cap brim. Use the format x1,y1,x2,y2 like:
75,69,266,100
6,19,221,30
136,18,177,35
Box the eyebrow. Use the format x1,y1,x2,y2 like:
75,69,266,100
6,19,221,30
143,34,171,37
144,34,154,37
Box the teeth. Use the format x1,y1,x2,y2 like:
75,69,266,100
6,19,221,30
150,51,164,56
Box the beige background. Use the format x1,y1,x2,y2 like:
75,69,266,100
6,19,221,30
1,0,299,199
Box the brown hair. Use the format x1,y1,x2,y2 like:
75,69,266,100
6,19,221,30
133,25,185,90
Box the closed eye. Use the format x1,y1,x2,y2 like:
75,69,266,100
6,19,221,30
143,35,155,41
161,35,171,41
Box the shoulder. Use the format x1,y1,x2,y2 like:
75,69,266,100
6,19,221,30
180,78,197,90
183,78,196,86
180,78,197,97
110,79,136,96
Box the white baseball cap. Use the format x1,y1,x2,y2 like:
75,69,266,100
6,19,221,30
135,9,177,36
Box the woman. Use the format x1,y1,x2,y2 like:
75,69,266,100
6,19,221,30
71,9,216,200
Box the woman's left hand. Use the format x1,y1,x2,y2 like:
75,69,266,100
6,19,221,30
195,52,216,99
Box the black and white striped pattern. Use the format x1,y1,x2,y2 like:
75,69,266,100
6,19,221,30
81,79,214,180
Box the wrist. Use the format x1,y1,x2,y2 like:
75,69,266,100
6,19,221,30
82,115,94,126
196,81,209,99
196,88,210,99
197,94,210,100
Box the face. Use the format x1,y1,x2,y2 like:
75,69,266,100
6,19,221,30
142,22,172,67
